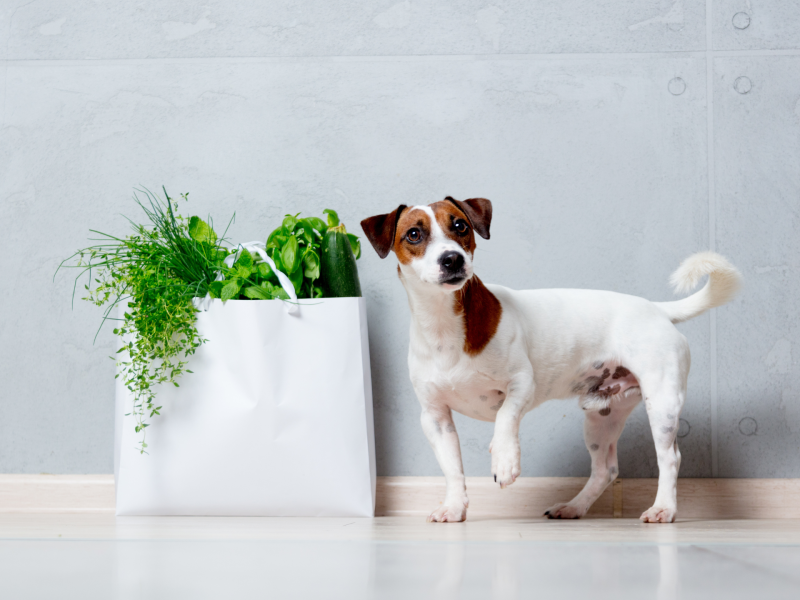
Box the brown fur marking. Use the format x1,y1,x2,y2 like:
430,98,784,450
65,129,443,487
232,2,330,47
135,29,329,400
453,275,502,356
444,197,493,239
430,200,477,255
360,205,407,259
599,407,612,416
392,208,432,265
612,366,631,379
586,376,604,394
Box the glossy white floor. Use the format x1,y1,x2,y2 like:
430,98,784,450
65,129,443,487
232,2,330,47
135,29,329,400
2,515,800,599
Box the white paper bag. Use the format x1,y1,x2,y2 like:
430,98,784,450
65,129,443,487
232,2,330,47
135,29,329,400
114,297,376,516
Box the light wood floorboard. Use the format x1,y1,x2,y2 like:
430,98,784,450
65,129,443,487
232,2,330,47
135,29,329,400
3,475,800,520
2,513,800,544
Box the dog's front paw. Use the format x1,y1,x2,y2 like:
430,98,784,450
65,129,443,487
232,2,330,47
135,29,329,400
640,506,676,523
544,502,586,519
491,439,521,488
427,502,468,523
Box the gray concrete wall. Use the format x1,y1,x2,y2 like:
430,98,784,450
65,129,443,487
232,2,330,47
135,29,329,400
1,1,798,478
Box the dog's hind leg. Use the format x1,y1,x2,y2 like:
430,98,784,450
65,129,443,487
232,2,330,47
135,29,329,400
544,389,641,519
638,347,690,523
639,391,686,523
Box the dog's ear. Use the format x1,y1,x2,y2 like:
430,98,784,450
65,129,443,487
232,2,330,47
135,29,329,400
445,197,492,239
360,205,407,259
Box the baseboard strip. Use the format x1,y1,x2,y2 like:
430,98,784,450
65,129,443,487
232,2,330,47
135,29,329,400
377,477,800,519
0,475,115,513
2,475,797,518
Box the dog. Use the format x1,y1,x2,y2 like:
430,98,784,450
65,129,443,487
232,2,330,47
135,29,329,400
361,197,742,523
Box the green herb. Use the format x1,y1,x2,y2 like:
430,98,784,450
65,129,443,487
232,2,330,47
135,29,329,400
57,188,232,453
58,189,363,453
265,213,328,299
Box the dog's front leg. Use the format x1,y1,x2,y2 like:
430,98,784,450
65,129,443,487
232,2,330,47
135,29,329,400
420,407,469,523
490,370,534,488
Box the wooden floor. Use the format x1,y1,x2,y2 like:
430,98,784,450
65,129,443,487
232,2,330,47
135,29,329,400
4,475,800,519
2,512,800,544
3,514,800,599
3,476,800,598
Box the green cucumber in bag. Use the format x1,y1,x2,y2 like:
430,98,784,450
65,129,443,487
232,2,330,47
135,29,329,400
320,223,362,298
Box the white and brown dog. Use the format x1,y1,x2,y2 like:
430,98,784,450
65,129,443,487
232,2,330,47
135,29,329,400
361,197,742,524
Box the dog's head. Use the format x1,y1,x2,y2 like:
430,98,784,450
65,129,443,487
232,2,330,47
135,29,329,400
361,197,492,292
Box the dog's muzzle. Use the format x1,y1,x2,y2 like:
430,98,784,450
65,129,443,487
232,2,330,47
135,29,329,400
438,251,466,284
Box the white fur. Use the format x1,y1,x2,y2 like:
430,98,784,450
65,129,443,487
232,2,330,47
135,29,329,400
399,248,741,524
655,251,743,324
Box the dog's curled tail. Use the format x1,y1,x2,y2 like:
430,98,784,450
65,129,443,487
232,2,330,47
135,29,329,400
654,252,743,324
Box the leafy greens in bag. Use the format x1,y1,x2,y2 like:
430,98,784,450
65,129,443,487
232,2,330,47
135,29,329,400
58,188,363,453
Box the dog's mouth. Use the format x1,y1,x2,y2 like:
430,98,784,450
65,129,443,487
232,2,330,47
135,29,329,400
439,274,466,286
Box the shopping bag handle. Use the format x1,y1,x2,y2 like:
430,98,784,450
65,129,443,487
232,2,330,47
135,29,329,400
194,241,299,315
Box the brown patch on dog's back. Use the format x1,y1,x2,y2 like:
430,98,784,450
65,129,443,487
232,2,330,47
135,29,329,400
393,208,432,265
454,275,502,356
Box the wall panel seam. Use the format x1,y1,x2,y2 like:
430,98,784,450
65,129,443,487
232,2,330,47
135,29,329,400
2,50,800,68
706,0,719,478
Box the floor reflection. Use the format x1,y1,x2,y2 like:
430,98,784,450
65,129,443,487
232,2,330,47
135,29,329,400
658,544,680,600
432,543,465,600
0,538,797,599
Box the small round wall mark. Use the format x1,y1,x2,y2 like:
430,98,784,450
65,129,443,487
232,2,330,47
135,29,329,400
677,418,691,438
668,77,686,96
732,12,751,30
738,417,758,436
734,76,752,94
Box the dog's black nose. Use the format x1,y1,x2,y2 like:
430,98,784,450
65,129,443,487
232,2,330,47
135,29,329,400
439,251,464,273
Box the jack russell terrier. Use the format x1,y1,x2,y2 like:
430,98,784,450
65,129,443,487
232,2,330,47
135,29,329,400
361,197,742,524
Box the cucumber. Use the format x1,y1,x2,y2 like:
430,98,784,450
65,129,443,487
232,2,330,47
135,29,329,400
320,224,362,298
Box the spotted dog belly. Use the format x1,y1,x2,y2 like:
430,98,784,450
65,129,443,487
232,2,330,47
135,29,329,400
445,385,508,422
571,362,640,414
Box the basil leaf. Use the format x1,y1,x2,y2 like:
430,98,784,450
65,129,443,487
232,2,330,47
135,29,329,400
303,249,320,280
257,262,275,280
323,209,339,228
296,225,314,245
282,214,299,232
271,287,290,300
282,235,300,274
267,228,287,249
302,217,327,235
287,265,303,293
346,233,361,260
270,249,284,274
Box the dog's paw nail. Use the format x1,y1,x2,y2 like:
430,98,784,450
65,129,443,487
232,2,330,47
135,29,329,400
493,474,497,482
544,511,550,516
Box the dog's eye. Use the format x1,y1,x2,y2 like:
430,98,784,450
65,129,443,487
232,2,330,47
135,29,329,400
406,228,422,243
453,219,469,236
